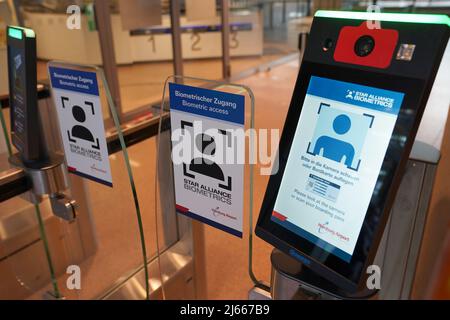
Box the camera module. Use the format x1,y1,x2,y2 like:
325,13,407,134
322,38,333,52
354,35,375,57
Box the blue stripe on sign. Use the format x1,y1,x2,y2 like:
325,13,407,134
307,76,404,116
49,66,99,96
169,83,245,125
69,170,112,188
177,208,243,238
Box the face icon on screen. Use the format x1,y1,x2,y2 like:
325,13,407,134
313,114,355,168
307,103,373,171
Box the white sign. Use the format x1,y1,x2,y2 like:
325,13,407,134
170,83,245,237
49,66,113,187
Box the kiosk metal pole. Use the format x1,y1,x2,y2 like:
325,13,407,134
221,0,231,79
94,0,123,115
170,0,184,77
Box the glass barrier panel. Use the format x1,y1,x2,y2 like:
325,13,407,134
41,61,157,300
0,96,61,299
156,75,271,299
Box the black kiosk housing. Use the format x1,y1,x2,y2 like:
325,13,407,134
6,26,76,222
255,11,450,295
7,26,47,165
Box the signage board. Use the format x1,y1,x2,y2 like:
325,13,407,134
169,83,245,237
49,66,113,187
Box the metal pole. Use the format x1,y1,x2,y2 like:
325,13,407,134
268,1,274,29
221,0,231,80
282,0,287,24
170,0,184,77
94,0,122,115
11,0,23,26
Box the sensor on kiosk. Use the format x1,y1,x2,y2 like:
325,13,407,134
256,11,450,295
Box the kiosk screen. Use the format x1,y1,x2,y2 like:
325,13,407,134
272,76,404,262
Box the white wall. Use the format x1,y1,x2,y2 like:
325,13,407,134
24,11,263,65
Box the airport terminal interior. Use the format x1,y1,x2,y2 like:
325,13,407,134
0,0,450,300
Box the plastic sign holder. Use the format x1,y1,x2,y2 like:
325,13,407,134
46,61,151,300
156,75,268,298
48,63,113,187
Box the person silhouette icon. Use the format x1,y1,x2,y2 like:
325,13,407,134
185,133,232,191
189,133,225,181
313,114,355,168
68,105,100,149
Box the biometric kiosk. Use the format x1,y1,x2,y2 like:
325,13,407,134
255,11,450,299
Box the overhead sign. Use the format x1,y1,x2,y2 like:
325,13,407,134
169,83,244,237
49,66,113,187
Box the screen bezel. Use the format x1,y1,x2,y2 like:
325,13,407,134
255,61,427,292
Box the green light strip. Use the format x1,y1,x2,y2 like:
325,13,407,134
7,26,36,39
8,27,23,40
315,10,450,26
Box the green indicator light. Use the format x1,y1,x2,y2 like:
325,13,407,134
8,28,23,40
7,26,36,39
315,10,450,27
